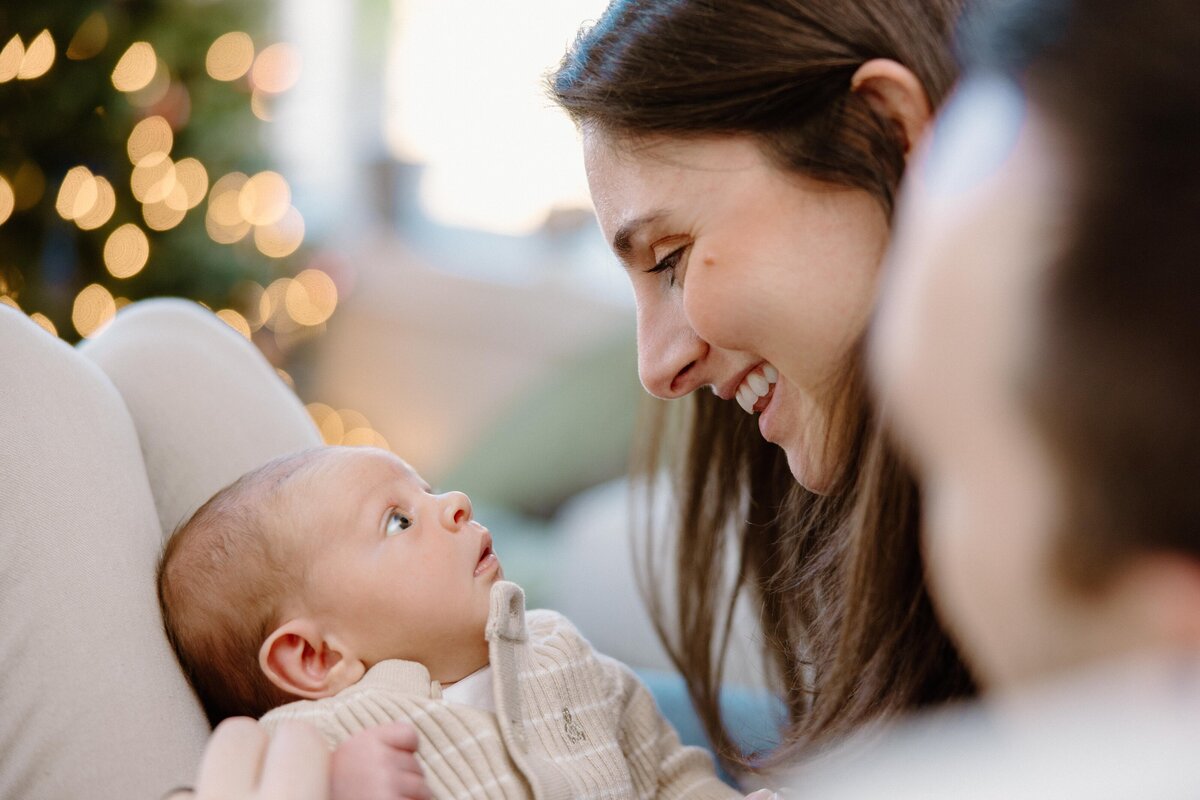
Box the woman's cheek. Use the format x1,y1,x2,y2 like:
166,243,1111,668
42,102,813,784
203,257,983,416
682,259,748,351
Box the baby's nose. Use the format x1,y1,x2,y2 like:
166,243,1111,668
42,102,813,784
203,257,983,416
439,491,473,530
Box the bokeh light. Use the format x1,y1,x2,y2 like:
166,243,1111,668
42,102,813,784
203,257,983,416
0,176,14,226
306,402,336,434
250,89,273,122
206,171,251,243
71,176,99,220
206,32,254,81
104,224,150,279
129,58,171,107
216,308,252,339
29,312,57,337
259,278,294,331
74,176,116,230
343,428,391,449
238,171,290,226
254,205,305,258
72,283,117,338
17,30,55,80
236,281,267,329
285,268,337,326
0,295,19,310
275,367,295,388
305,403,388,449
127,115,173,164
171,158,209,210
143,197,187,231
56,166,95,221
131,153,175,204
338,409,372,433
0,36,24,83
67,12,109,61
206,212,251,244
250,43,300,94
112,42,157,92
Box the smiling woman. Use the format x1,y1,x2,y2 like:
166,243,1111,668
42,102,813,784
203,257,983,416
584,135,889,489
551,0,974,769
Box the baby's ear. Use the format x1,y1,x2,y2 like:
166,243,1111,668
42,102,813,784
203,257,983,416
260,619,366,699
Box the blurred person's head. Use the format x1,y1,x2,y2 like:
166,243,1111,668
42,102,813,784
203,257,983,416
550,0,975,765
874,0,1200,688
158,446,501,724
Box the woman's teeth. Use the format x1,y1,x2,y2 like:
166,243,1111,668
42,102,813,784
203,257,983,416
735,364,778,414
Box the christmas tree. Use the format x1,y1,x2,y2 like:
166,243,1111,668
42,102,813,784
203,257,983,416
0,0,326,345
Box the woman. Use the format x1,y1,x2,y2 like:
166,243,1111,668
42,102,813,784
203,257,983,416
549,0,974,766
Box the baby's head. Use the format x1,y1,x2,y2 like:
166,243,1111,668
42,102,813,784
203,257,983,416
158,446,502,724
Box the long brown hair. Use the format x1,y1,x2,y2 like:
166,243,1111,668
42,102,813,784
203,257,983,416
550,0,975,769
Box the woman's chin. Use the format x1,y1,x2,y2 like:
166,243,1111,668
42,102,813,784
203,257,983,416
782,443,836,495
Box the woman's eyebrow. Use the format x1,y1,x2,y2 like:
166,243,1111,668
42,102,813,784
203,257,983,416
612,211,666,264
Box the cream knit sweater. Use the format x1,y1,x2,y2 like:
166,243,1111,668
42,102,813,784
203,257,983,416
260,581,739,800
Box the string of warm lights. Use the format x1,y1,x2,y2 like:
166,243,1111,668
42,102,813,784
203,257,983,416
1,9,385,449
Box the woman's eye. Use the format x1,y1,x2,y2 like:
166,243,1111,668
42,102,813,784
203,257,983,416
647,245,688,287
385,510,413,536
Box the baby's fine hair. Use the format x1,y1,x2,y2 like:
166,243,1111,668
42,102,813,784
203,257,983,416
157,448,324,725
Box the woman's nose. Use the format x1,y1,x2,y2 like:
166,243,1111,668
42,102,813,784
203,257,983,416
636,297,709,400
438,491,473,530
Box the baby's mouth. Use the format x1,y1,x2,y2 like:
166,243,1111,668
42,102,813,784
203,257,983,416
474,532,499,576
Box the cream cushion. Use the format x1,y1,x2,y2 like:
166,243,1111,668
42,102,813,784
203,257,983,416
80,299,322,538
0,299,320,799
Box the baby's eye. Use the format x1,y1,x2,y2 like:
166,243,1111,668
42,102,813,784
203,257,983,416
385,509,413,536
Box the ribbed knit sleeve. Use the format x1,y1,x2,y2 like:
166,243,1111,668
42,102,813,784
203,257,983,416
602,656,742,800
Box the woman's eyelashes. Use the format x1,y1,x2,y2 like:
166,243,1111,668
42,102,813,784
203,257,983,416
385,508,414,537
647,244,689,287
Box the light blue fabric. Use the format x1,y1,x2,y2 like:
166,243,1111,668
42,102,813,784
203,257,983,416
638,668,785,786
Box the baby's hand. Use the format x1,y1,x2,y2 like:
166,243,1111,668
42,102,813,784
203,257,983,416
331,721,431,800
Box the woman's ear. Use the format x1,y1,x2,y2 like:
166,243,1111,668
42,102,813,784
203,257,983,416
851,58,934,156
259,619,367,699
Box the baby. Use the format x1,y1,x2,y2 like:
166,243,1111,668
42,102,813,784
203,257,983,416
157,445,741,800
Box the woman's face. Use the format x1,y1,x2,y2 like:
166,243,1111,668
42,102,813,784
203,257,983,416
583,130,890,492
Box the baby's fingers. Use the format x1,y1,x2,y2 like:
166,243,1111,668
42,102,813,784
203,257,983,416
370,720,422,753
391,769,433,800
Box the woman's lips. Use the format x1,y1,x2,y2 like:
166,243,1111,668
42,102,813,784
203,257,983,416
757,381,780,441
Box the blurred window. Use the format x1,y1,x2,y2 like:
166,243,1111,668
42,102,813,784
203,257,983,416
385,0,608,236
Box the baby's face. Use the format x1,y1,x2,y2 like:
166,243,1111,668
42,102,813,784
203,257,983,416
285,447,502,682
